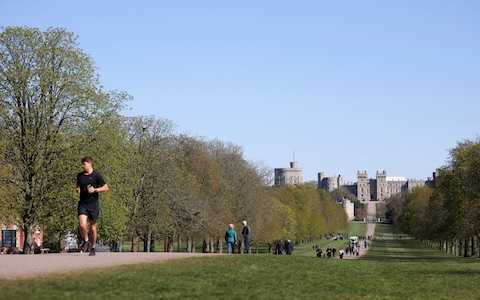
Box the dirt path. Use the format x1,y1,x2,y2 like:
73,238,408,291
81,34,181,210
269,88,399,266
0,252,220,280
344,202,376,259
1,204,379,279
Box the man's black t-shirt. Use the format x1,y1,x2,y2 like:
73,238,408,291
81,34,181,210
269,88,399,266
77,170,106,204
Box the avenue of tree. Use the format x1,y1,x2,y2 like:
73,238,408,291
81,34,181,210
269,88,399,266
385,138,480,258
0,27,348,254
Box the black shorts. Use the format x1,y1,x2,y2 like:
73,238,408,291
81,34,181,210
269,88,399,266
78,201,100,222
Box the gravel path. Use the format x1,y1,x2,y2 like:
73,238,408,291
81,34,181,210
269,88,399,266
0,252,219,280
343,202,377,259
1,203,379,279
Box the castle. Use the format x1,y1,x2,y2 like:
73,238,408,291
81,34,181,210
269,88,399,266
319,170,435,201
274,161,435,202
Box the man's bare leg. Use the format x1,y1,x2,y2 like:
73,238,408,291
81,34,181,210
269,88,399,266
78,215,89,252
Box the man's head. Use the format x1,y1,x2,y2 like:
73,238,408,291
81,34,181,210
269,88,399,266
242,220,247,226
81,156,94,172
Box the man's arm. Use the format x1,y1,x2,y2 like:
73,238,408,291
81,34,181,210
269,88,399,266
95,183,109,193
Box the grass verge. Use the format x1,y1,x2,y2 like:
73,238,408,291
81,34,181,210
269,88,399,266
1,223,479,299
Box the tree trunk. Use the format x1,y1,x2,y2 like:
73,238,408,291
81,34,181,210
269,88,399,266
150,238,155,252
216,239,223,253
144,229,152,252
131,234,139,252
177,236,182,252
209,239,214,253
471,236,476,258
187,237,195,253
22,225,35,254
111,239,123,252
202,238,208,253
164,235,174,252
475,236,480,258
186,237,192,253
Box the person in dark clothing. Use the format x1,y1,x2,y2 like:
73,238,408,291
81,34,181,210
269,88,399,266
285,240,294,255
276,239,285,255
241,220,252,254
76,156,108,256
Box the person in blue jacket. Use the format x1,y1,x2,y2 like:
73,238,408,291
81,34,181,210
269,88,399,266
225,223,238,254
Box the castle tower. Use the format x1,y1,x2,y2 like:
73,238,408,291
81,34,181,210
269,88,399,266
357,171,370,201
376,170,387,201
274,161,303,186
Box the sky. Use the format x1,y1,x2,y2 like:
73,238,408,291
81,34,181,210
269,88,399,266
2,1,479,183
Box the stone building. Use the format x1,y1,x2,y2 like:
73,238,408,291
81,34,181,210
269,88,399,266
318,170,436,202
341,198,355,221
274,161,303,186
317,173,356,195
318,172,343,192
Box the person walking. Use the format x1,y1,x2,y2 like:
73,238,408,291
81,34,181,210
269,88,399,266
224,223,238,254
241,220,252,254
285,240,294,255
276,239,285,255
76,156,108,256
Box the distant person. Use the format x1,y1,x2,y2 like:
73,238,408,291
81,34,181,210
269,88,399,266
76,156,108,256
224,223,238,254
339,248,345,259
285,240,294,255
276,239,285,255
241,220,252,254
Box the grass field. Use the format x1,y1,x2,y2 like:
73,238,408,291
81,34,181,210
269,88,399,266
1,222,479,299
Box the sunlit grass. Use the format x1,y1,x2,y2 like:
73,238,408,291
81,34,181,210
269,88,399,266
1,223,479,299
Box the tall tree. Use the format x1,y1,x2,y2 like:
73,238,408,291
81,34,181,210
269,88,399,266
124,116,177,252
0,26,128,253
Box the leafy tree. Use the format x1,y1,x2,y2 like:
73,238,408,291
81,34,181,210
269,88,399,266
123,116,176,252
0,26,128,253
403,186,434,239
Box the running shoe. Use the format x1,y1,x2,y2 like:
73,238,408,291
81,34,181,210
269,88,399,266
80,240,90,253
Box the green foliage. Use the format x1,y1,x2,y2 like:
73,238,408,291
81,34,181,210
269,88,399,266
0,26,348,254
267,184,347,242
0,26,130,253
386,138,480,257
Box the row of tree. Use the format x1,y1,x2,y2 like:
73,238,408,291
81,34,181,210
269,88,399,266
0,26,347,254
385,138,480,257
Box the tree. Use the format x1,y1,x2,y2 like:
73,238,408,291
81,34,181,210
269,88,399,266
124,116,177,252
0,26,128,253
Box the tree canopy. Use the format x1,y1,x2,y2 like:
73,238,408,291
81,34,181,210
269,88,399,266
0,26,349,255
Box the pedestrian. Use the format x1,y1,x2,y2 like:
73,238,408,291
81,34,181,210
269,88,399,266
339,248,345,259
76,156,108,256
285,240,294,255
241,220,252,254
224,223,238,254
276,239,285,255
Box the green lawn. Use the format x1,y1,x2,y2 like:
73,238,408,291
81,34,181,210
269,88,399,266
1,223,479,299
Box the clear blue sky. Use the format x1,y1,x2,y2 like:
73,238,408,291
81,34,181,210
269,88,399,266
2,1,479,182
